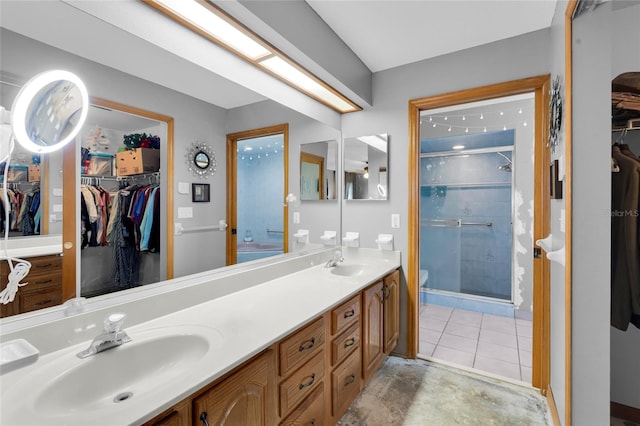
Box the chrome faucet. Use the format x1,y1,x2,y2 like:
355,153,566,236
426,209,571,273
325,250,344,268
77,312,132,358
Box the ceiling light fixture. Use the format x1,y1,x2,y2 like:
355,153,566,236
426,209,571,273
146,0,361,114
452,145,465,150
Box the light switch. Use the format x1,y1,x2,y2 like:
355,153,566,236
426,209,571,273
293,212,300,224
53,188,63,197
53,204,63,213
391,213,400,229
178,207,193,219
178,182,190,194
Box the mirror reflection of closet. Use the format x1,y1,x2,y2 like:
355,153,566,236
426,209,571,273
63,99,173,300
0,77,57,239
300,140,338,201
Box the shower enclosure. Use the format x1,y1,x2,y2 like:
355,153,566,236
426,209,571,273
420,136,514,304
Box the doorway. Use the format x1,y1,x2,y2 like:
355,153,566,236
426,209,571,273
408,76,551,391
226,124,289,265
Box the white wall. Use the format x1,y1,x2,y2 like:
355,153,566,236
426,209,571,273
609,0,640,411
341,29,551,354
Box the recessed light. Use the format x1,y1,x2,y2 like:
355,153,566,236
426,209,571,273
452,145,465,150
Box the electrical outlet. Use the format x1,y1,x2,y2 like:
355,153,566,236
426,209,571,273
391,213,400,229
293,212,300,224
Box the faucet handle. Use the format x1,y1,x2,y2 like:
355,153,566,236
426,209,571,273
334,250,344,261
104,312,127,333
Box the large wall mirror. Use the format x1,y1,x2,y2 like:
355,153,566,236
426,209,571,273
0,5,341,322
300,140,338,201
344,134,388,200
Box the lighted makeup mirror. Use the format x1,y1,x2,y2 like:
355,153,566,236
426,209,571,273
1,70,88,305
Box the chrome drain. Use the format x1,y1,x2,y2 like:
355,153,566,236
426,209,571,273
113,392,133,403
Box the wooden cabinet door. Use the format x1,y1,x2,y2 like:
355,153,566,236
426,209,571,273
383,269,400,354
362,281,384,383
193,350,276,426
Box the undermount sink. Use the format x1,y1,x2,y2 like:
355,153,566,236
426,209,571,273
330,264,365,277
4,325,222,421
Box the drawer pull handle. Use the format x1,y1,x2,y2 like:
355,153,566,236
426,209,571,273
199,411,209,426
344,338,356,348
299,337,316,352
299,373,316,390
36,263,53,268
343,309,355,318
35,299,53,306
35,279,52,285
345,374,356,385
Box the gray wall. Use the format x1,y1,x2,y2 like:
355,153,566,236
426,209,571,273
572,4,612,424
609,0,640,411
547,1,568,423
341,29,551,355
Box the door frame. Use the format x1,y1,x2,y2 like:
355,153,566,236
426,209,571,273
225,124,289,265
407,75,551,390
61,97,174,301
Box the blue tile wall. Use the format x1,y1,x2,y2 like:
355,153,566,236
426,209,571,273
237,149,284,250
420,145,513,303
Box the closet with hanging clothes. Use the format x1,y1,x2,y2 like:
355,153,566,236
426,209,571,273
611,72,640,332
79,108,163,298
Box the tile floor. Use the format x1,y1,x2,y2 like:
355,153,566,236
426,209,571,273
418,303,532,383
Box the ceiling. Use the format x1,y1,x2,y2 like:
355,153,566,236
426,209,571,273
0,1,558,113
306,0,558,73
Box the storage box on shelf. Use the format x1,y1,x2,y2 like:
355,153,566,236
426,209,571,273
116,148,160,176
84,152,115,176
28,165,40,182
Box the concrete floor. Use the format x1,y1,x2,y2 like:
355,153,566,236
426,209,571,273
339,356,552,426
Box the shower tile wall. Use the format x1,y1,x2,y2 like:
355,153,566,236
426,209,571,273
421,146,513,300
237,149,284,245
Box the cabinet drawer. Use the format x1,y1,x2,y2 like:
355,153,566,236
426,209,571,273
331,295,360,335
331,349,362,418
18,287,62,313
279,384,324,426
0,255,62,286
279,350,324,417
28,255,62,273
279,317,325,376
331,322,360,367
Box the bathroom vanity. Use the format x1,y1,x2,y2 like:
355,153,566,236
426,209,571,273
0,247,400,425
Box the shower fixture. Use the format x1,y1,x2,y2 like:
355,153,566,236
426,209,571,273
496,151,512,172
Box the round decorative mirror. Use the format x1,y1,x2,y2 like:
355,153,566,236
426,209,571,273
194,151,209,169
11,70,89,153
186,142,216,178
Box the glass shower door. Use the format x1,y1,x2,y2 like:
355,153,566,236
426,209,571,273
420,218,462,293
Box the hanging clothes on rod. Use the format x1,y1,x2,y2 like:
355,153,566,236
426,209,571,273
0,186,41,236
109,182,160,289
611,140,640,331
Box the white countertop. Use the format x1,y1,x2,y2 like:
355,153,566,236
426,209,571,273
0,248,400,425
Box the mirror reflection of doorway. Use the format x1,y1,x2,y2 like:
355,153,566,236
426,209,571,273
300,152,324,200
226,124,288,265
